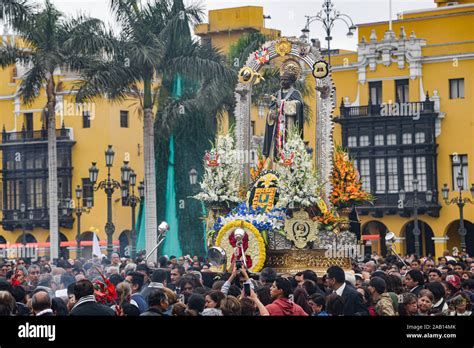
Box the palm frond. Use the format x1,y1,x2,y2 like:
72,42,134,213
18,58,45,105
0,0,36,28
0,42,30,67
61,15,116,56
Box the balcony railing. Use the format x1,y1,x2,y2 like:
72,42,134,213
356,192,441,218
339,100,435,118
2,206,74,231
1,127,72,144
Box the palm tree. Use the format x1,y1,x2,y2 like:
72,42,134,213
77,0,234,262
0,0,34,25
0,0,112,260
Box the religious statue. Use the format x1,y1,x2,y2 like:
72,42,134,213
262,59,304,166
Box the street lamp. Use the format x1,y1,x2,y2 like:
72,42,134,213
399,178,432,257
301,0,356,65
89,145,122,258
121,165,144,259
74,185,92,260
189,168,198,186
442,168,474,252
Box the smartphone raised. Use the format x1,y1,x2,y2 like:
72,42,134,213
243,283,251,297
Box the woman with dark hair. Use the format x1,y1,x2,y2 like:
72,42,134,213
398,293,418,316
293,288,313,316
202,290,225,316
204,290,225,309
356,286,376,316
425,282,447,315
326,293,345,316
51,297,69,316
186,293,205,316
255,286,272,306
389,274,404,295
309,293,328,316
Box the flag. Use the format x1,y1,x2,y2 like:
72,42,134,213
136,203,145,253
92,232,103,258
163,136,183,257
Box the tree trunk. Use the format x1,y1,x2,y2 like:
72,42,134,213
46,76,59,260
143,107,158,262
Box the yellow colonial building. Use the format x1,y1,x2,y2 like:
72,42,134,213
195,6,280,55
0,28,144,259
330,0,474,258
197,2,474,259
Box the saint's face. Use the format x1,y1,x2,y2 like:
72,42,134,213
280,75,292,89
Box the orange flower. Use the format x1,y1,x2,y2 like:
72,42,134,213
330,146,373,208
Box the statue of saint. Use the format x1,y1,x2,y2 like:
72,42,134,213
262,60,304,167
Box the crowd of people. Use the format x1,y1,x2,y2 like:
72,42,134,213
0,250,473,316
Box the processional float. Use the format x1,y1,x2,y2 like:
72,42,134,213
195,37,373,275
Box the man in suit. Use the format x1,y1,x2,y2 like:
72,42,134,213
32,290,54,316
405,270,425,296
69,280,115,316
326,266,368,316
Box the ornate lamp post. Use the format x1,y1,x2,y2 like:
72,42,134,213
20,203,26,246
301,0,356,65
399,178,433,257
121,164,145,260
442,169,474,252
89,145,122,258
74,185,92,260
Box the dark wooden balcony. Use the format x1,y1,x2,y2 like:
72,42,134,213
339,100,435,118
357,192,441,218
1,125,72,144
2,207,74,231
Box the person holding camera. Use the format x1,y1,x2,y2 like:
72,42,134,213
221,261,253,296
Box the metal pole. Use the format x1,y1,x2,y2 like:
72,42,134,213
458,197,466,252
327,28,331,66
105,165,115,259
325,1,332,66
412,183,421,257
145,236,167,262
105,185,115,259
22,218,26,246
76,208,82,259
389,0,393,31
131,198,137,260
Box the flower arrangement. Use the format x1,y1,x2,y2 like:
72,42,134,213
211,203,286,235
314,209,342,231
276,127,322,208
215,220,267,272
330,146,374,208
93,267,117,305
194,133,241,206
